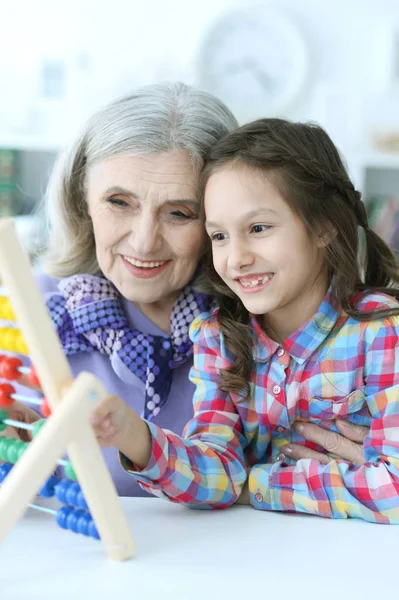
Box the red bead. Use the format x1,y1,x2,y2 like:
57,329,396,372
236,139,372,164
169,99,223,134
0,383,15,407
28,366,41,388
0,356,23,381
40,397,51,417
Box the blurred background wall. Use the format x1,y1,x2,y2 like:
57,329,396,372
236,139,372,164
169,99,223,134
1,0,399,255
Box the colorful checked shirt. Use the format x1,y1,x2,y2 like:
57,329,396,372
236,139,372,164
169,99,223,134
123,289,399,523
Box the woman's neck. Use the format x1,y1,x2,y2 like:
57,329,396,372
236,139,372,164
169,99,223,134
134,296,178,334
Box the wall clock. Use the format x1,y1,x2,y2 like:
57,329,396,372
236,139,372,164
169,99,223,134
196,5,309,122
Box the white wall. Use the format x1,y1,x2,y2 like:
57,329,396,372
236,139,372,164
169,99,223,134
2,0,399,155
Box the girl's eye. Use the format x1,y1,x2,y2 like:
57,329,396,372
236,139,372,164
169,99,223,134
107,197,129,207
210,232,227,242
251,224,270,233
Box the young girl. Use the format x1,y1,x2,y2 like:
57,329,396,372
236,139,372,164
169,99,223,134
90,118,399,523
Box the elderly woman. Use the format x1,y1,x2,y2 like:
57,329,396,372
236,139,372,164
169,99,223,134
0,81,367,496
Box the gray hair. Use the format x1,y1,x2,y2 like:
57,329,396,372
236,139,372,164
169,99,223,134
41,81,238,277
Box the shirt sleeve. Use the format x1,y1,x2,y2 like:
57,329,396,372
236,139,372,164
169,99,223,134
120,313,248,507
248,316,399,524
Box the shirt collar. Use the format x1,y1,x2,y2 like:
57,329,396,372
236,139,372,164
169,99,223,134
251,286,342,364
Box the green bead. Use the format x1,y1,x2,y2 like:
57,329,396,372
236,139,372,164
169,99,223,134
0,436,11,460
7,439,23,464
31,419,46,438
64,461,77,481
0,408,8,432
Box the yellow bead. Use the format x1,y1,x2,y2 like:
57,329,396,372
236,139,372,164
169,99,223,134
0,296,16,322
0,327,29,355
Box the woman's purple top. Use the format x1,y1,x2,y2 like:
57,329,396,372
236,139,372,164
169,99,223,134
36,273,196,496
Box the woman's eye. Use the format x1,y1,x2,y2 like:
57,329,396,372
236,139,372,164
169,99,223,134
210,232,227,242
251,224,270,233
170,210,194,219
107,197,129,207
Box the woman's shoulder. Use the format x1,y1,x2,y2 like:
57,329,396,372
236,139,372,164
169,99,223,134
34,271,61,297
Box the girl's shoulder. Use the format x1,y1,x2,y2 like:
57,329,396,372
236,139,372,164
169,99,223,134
355,290,399,312
189,305,222,350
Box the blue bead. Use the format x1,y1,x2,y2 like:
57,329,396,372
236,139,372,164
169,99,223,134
55,479,70,504
65,482,80,506
56,506,71,530
77,511,91,536
76,489,88,510
0,462,13,482
38,475,58,498
66,509,80,533
88,518,100,540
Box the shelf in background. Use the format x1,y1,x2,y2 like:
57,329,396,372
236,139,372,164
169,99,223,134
353,150,399,170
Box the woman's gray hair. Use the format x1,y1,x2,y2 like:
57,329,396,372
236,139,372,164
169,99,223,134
41,81,238,277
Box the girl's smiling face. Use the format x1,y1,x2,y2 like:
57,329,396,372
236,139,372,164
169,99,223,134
86,152,205,324
204,164,329,340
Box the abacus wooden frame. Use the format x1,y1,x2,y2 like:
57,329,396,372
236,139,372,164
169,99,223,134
0,219,135,560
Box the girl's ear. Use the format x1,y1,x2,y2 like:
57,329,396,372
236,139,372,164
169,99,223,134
316,226,337,248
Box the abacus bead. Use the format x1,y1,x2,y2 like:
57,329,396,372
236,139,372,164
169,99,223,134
64,461,77,481
88,518,100,540
0,357,23,381
0,408,9,432
76,489,88,510
56,506,71,530
0,383,15,408
31,420,46,438
55,479,70,504
28,366,41,388
7,439,24,463
39,474,58,498
0,462,13,482
40,397,51,417
0,435,10,458
0,297,16,320
65,481,80,506
66,508,80,533
77,512,91,536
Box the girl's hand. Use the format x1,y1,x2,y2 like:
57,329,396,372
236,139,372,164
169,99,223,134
0,400,40,442
282,420,369,466
89,394,152,469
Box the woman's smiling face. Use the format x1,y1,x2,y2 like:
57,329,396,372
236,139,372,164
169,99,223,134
86,152,205,319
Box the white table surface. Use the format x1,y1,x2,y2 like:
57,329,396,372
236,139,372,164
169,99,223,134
0,497,397,600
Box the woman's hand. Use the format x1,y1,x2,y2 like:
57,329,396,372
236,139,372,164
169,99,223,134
89,394,152,469
282,420,369,466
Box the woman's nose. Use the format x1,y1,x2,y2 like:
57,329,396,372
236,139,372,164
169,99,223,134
128,214,162,256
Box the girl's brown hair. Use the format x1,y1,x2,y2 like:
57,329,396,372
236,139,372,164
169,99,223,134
200,118,399,399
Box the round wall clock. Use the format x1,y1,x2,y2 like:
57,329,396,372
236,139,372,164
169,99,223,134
196,5,309,122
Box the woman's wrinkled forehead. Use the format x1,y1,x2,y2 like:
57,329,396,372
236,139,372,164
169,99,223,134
86,152,200,204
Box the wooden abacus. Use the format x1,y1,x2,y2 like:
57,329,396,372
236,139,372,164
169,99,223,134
0,218,135,560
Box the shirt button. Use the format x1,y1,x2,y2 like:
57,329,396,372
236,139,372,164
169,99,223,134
273,384,281,395
277,348,284,357
276,426,285,433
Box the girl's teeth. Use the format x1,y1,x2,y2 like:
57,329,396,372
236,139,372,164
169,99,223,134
124,257,165,268
240,275,271,287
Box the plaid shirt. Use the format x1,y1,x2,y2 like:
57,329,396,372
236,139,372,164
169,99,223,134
124,289,399,523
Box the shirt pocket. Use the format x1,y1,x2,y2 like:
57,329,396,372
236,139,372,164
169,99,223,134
309,387,367,421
